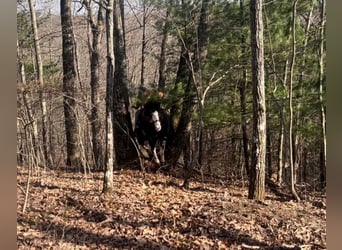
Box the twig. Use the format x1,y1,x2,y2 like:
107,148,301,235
113,119,145,171
22,165,32,213
241,243,260,249
17,183,26,195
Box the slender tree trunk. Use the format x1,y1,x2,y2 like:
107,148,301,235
239,0,250,177
103,0,116,194
293,0,314,186
61,0,81,168
267,126,273,179
28,0,50,168
84,0,105,170
248,0,266,202
191,0,210,173
140,2,147,87
158,0,171,91
17,37,40,167
277,119,284,184
277,57,289,185
318,0,326,189
288,0,300,201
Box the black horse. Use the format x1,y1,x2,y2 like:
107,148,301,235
134,101,173,165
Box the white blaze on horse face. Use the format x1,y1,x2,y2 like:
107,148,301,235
151,111,161,132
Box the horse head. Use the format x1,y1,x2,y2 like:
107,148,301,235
143,101,162,132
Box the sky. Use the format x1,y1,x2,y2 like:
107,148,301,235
18,0,83,15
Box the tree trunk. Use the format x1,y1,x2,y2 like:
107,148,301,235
293,0,314,186
288,0,300,201
103,0,116,194
84,0,105,170
169,78,195,188
248,0,266,202
17,37,40,167
277,118,284,184
170,46,189,129
28,0,50,168
239,0,250,177
140,2,147,87
318,0,326,189
158,0,171,91
61,0,81,168
113,0,137,164
267,126,273,179
189,0,210,173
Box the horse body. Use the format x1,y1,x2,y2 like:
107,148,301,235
134,101,173,165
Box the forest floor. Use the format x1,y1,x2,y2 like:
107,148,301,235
17,165,326,250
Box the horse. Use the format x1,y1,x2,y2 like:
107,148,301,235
134,101,173,166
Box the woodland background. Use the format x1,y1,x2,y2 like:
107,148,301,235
17,0,326,248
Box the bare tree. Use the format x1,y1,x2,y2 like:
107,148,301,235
293,0,314,184
17,36,41,167
318,0,326,189
158,0,171,91
61,0,81,168
113,0,137,164
288,0,300,201
84,0,105,169
239,0,250,177
248,0,266,202
103,0,116,194
28,0,50,168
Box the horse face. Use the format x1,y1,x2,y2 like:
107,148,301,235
151,110,161,132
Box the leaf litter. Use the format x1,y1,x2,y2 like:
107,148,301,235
17,166,326,249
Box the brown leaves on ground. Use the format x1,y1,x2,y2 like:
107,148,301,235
17,166,326,249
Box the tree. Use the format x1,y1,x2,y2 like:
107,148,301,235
112,0,137,164
84,0,105,169
158,0,171,91
167,0,196,188
28,0,50,168
239,0,250,177
288,0,300,201
318,0,326,189
17,35,40,168
248,0,266,201
61,0,81,167
103,0,116,194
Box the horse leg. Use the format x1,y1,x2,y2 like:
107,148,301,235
152,146,160,165
159,140,166,164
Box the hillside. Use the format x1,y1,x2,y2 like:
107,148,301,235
17,166,326,249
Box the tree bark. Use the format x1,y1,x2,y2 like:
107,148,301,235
277,120,284,184
293,0,314,186
288,0,300,201
239,0,250,177
248,0,266,202
318,0,326,189
103,0,116,194
267,126,273,179
113,0,137,164
193,0,210,170
158,0,171,91
84,0,105,170
140,1,147,87
61,0,81,168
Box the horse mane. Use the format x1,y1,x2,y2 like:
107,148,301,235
143,101,161,113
